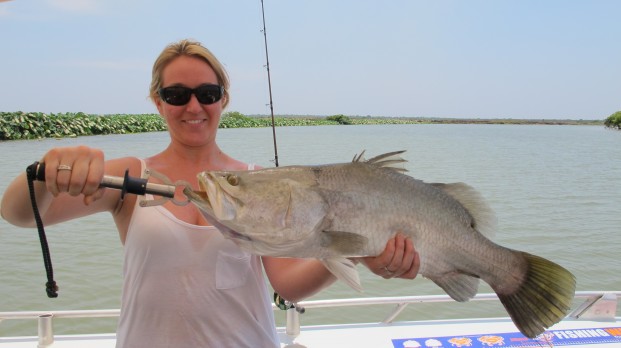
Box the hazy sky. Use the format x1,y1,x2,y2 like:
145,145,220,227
1,0,619,119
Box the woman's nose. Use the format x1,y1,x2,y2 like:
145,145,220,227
185,93,202,112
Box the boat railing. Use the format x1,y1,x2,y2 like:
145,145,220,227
0,291,618,347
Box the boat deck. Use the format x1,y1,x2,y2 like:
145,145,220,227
281,317,621,347
1,291,619,347
1,317,620,347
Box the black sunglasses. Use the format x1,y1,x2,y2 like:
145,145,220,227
158,84,224,106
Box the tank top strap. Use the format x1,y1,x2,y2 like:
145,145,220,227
138,158,147,173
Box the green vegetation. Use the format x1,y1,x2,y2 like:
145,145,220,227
604,111,621,130
1,112,165,140
326,114,353,125
219,112,341,128
0,110,607,141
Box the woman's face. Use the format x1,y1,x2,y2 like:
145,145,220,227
155,55,225,147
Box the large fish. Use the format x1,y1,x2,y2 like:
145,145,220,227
185,151,576,338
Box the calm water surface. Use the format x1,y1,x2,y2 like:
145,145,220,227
1,124,619,336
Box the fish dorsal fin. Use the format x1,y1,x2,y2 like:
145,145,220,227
352,150,367,162
322,258,363,292
431,183,497,239
321,231,368,255
353,150,408,173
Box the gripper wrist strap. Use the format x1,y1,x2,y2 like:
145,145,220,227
26,162,58,298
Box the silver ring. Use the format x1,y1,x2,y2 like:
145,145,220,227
383,266,395,275
57,164,72,171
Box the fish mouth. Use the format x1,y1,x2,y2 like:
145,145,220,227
185,188,251,241
184,187,211,209
186,173,217,211
186,176,253,242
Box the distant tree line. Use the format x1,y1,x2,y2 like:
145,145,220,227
0,110,613,141
0,111,420,140
0,112,166,140
604,111,621,130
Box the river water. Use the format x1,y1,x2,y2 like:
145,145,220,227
0,124,619,336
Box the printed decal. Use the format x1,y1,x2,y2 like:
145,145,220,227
392,327,621,347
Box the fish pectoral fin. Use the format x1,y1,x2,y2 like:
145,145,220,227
320,231,368,255
322,258,363,292
429,272,480,302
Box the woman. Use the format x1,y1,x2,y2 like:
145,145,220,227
1,39,419,347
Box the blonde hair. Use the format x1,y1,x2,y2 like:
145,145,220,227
149,39,230,108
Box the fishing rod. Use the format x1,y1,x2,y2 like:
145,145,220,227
260,0,279,168
258,0,304,314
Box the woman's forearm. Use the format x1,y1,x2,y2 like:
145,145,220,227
1,172,53,227
263,257,337,303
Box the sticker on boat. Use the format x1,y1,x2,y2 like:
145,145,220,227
392,326,621,347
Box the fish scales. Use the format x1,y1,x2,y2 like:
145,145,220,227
314,160,520,283
185,150,576,339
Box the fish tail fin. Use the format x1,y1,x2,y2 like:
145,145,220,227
494,252,576,338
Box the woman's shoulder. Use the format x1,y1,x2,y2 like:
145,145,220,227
222,154,254,170
105,156,143,176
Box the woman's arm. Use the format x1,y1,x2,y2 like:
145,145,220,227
262,257,337,303
1,146,131,227
262,234,419,303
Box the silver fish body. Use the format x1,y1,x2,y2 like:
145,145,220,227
186,151,576,338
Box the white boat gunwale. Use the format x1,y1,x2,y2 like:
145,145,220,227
1,291,619,347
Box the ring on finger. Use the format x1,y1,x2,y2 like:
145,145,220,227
57,164,72,171
383,266,395,275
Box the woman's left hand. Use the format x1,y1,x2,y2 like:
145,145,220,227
355,233,420,279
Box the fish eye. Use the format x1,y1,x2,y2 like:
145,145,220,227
226,174,240,186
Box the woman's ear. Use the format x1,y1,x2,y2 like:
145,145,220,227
154,97,165,116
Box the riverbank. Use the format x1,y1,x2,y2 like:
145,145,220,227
0,111,605,141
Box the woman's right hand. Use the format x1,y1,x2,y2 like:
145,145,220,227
41,145,106,205
1,145,113,227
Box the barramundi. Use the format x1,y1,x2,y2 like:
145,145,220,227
185,151,576,338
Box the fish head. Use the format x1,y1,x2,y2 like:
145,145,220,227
190,168,327,255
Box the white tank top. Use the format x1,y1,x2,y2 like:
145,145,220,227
116,161,278,348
